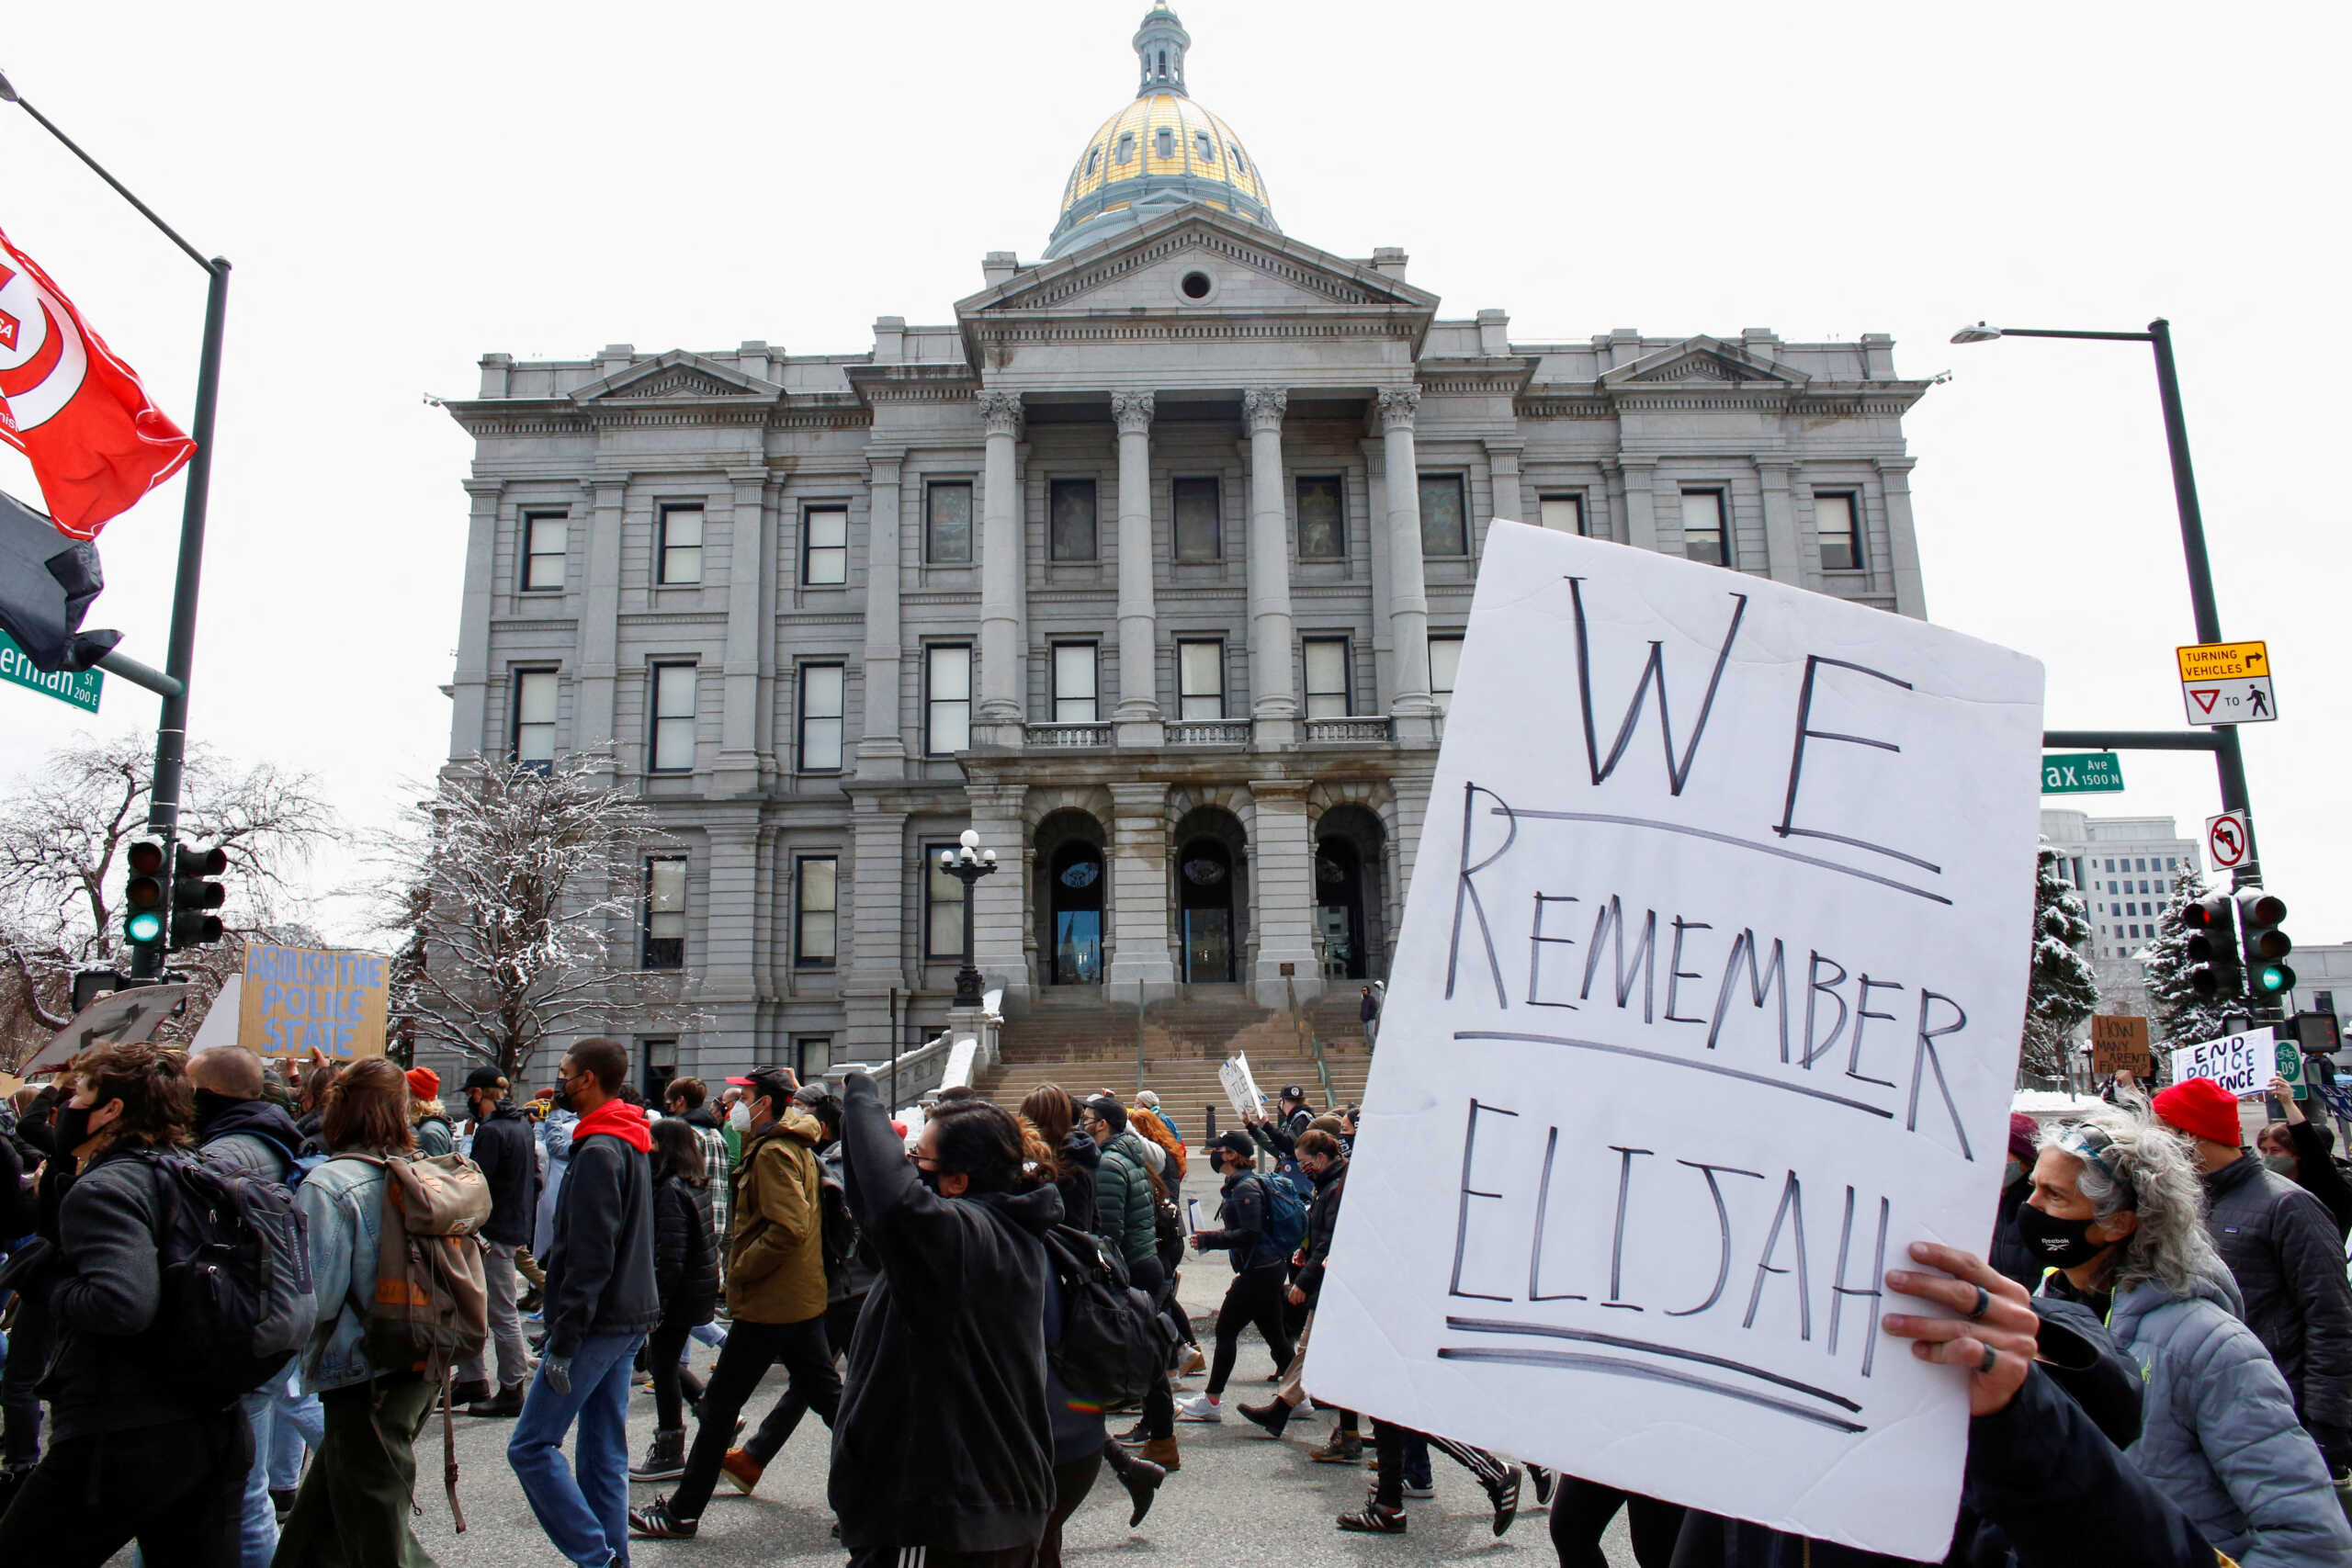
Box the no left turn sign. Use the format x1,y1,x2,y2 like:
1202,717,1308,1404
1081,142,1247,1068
2206,809,2252,871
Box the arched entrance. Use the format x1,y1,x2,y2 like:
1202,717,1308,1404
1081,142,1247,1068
1035,808,1108,987
1316,804,1388,980
1177,838,1236,983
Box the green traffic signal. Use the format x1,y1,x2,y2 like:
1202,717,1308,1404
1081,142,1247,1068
124,840,167,950
126,908,164,944
2238,888,2293,999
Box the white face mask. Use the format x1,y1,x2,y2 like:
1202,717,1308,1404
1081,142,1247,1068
729,1101,752,1133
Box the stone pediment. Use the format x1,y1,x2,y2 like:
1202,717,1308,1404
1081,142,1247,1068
1601,337,1809,389
571,349,785,403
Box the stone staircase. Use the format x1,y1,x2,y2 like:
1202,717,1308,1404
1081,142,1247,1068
976,984,1373,1146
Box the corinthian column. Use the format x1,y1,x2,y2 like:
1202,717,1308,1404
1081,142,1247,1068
1244,387,1299,750
1378,385,1438,742
1112,391,1162,745
976,389,1024,743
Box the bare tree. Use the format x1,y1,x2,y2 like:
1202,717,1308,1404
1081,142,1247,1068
378,750,699,1082
0,733,336,1067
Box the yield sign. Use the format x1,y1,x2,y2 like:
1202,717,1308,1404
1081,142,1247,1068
2190,688,2221,716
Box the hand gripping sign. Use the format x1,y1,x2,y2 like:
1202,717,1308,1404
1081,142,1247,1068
1306,523,2044,1561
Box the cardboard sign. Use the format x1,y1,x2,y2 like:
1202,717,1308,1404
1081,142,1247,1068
1306,523,2045,1561
2170,1030,2286,1100
237,942,390,1060
19,983,190,1075
1218,1052,1266,1122
2090,1014,2153,1077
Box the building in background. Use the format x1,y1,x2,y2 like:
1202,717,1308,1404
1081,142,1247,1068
436,5,1938,1091
2041,809,2204,1021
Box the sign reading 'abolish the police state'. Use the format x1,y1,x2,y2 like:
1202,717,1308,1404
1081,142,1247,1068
1308,524,2044,1562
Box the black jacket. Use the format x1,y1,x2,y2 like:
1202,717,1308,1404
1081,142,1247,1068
1988,1177,2037,1292
0,1131,31,1241
651,1173,718,1330
469,1102,539,1247
831,1073,1060,1555
2203,1151,2352,1435
1197,1169,1281,1273
541,1120,661,1359
2285,1118,2352,1240
1054,1129,1100,1235
1295,1156,1348,1303
194,1096,302,1181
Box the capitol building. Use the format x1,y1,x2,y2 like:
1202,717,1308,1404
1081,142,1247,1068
440,5,1936,1088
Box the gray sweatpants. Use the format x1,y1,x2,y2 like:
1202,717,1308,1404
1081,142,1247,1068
461,1239,531,1389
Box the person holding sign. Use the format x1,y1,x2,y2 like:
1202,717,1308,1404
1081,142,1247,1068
2257,1075,2352,1242
1178,1133,1299,1426
2154,1077,2352,1489
2033,1107,2352,1565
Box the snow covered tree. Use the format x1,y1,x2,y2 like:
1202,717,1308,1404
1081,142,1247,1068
0,734,334,1069
2021,842,2100,1083
379,750,699,1082
2146,874,2235,1053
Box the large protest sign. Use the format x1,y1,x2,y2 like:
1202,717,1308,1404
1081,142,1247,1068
1218,1052,1267,1122
1306,523,2044,1559
2171,1028,2293,1099
237,942,390,1059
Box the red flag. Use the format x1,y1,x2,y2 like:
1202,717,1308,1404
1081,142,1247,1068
0,225,195,539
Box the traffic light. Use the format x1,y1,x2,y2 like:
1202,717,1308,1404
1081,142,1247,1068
2238,887,2294,1001
2182,890,2242,1000
124,840,167,950
169,843,228,950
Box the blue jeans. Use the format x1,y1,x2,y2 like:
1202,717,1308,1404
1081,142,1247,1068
508,1331,643,1567
266,1368,324,1491
234,1387,277,1567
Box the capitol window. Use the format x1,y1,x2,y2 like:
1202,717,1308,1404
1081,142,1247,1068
657,504,703,585
1303,637,1351,718
1418,475,1468,557
926,480,974,564
1296,475,1344,558
1157,128,1175,159
522,511,568,592
1177,639,1224,719
1173,477,1221,561
1086,147,1101,177
804,505,849,585
1540,494,1586,536
1050,479,1098,561
1681,489,1729,568
1815,491,1863,571
1116,133,1136,165
1195,131,1216,163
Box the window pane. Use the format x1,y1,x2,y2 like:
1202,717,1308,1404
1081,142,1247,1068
651,664,696,771
1681,491,1727,566
1050,479,1098,562
1540,495,1585,536
1173,478,1220,561
796,1036,831,1079
1430,637,1464,715
1816,493,1860,571
928,647,971,755
806,507,848,585
644,858,685,968
927,482,973,563
1419,476,1467,556
1054,644,1097,723
798,858,838,964
929,644,970,699
514,671,557,763
1178,640,1222,719
660,505,704,587
1304,639,1349,718
525,514,567,590
928,851,966,957
1296,476,1344,559
800,664,844,772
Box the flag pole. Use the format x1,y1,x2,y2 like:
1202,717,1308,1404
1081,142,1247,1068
0,68,228,982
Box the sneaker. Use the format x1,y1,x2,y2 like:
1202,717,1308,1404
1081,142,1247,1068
720,1448,764,1495
1176,1348,1206,1378
1528,1463,1555,1507
1307,1431,1364,1464
1237,1399,1293,1439
1401,1482,1435,1499
1114,1420,1151,1447
1485,1462,1523,1538
627,1497,698,1539
1174,1393,1222,1424
1337,1505,1408,1534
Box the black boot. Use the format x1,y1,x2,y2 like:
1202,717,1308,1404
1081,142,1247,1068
466,1380,526,1417
1120,1456,1167,1528
1237,1398,1294,1439
630,1427,687,1483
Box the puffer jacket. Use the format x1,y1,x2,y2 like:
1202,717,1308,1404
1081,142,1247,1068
1295,1155,1347,1303
2204,1153,2352,1438
652,1171,718,1330
294,1151,395,1393
726,1106,828,1325
1091,1129,1157,1269
2104,1259,2352,1568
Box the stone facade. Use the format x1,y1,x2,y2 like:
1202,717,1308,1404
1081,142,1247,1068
436,11,1935,1090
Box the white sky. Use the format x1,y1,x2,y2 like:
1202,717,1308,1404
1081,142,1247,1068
3,0,2346,944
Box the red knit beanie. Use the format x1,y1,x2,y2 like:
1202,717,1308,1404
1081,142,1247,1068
404,1066,440,1101
2007,1112,2040,1168
2153,1077,2242,1148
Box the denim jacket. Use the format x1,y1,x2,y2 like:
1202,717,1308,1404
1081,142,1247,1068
295,1153,389,1393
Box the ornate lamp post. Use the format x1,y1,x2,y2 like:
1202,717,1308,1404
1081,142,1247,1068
939,829,999,1008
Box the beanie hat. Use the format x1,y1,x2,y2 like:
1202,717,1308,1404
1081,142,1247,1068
404,1066,439,1100
2007,1112,2040,1169
2153,1077,2243,1148
1135,1089,1160,1110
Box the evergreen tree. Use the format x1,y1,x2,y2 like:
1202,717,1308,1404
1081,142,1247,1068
2146,874,2233,1053
2022,843,2099,1082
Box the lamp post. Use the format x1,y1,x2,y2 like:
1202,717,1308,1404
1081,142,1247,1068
938,829,999,1009
1951,318,2257,883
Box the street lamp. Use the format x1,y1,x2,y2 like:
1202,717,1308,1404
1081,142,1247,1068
938,829,999,1008
1951,316,2258,879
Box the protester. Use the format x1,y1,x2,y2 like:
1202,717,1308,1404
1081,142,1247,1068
0,1079,67,1505
458,1065,539,1417
1128,1089,1186,1181
663,1076,733,1262
831,1075,1061,1567
189,1044,312,1568
0,1043,249,1565
1237,1126,1356,1457
508,1038,658,1568
406,1066,454,1156
2260,1074,2352,1241
630,1065,839,1539
2154,1075,2352,1478
1360,983,1380,1046
628,1117,718,1484
1988,1111,2042,1289
2034,1104,2352,1564
1342,1420,1521,1538
1081,1096,1156,1278
1179,1130,1298,1425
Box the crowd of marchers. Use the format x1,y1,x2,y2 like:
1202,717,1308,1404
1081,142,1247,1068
3,1038,2352,1568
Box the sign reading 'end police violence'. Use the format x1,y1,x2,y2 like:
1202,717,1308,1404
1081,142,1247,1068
1307,523,2044,1561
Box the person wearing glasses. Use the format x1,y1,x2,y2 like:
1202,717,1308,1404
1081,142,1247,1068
2030,1108,2352,1566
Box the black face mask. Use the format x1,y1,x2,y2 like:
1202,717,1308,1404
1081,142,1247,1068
192,1088,240,1133
550,1078,574,1113
912,1163,944,1195
52,1102,98,1155
2016,1201,2117,1269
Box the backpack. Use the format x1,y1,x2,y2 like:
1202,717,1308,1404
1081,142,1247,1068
1255,1172,1308,1257
144,1152,316,1404
818,1168,860,1283
1040,1223,1170,1413
334,1151,492,1377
